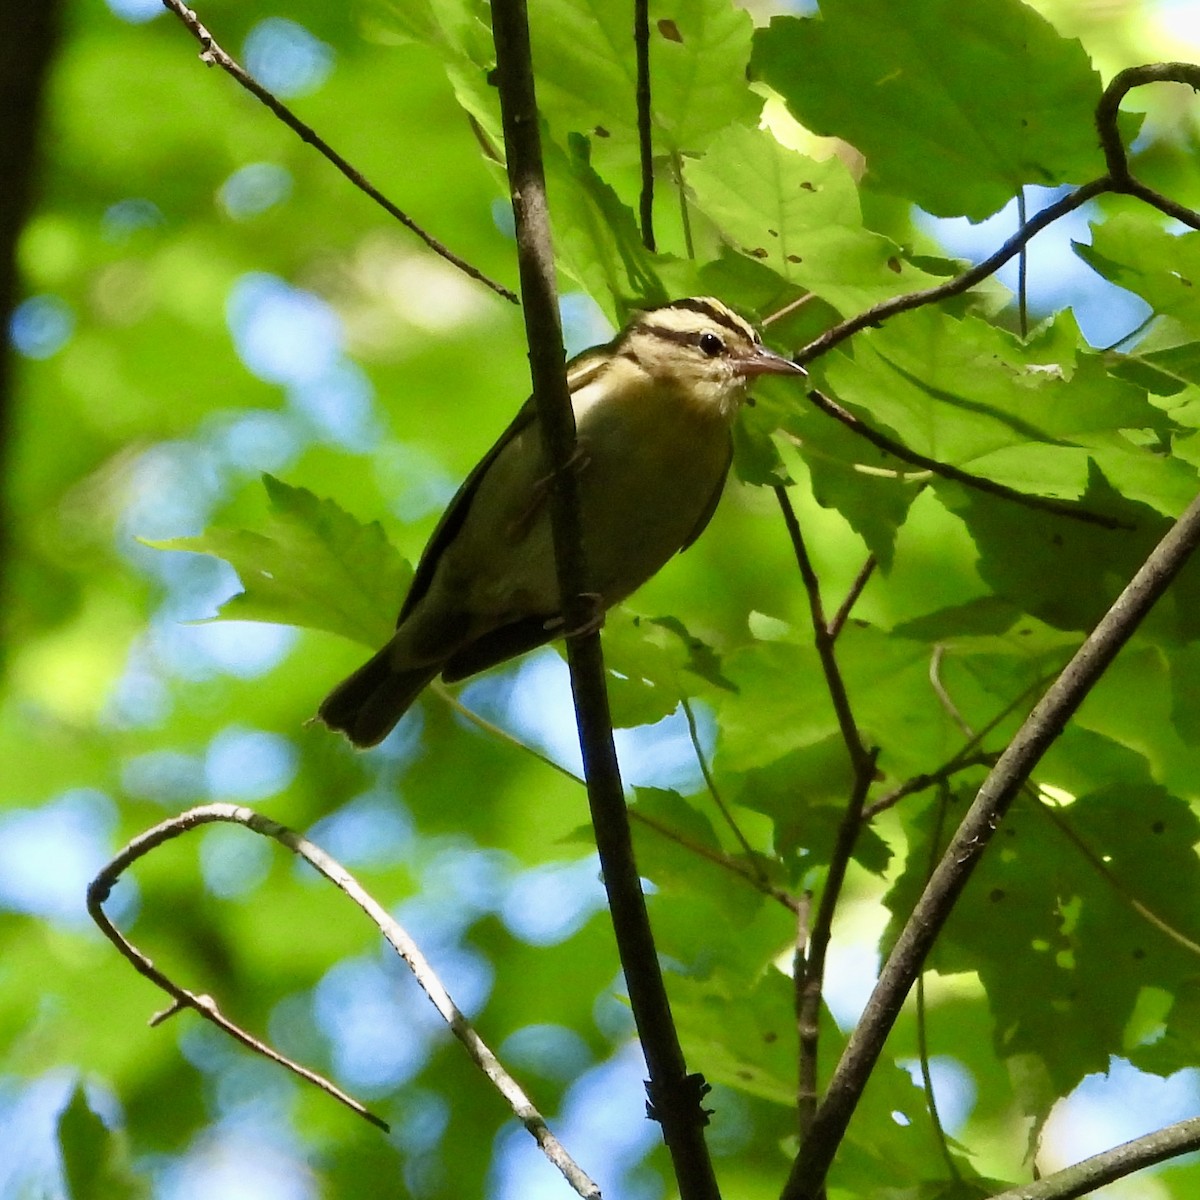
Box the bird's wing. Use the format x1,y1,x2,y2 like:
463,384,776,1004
396,345,615,625
397,396,537,624
679,436,734,551
440,616,556,682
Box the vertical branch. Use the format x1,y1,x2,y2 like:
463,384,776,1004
489,6,718,1198
775,487,871,773
634,0,656,250
775,486,879,1138
915,785,959,1181
782,489,1200,1200
1016,189,1029,338
0,0,61,651
795,751,878,1137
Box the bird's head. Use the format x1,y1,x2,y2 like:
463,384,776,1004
617,296,805,419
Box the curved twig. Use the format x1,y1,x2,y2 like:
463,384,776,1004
87,803,601,1198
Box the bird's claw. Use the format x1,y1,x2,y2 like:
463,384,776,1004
544,592,605,638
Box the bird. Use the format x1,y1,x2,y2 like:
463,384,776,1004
317,296,805,747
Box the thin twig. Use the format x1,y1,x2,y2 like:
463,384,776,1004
490,6,719,1196
86,806,387,1131
1016,189,1028,339
773,486,878,1139
630,807,801,914
672,149,694,259
861,752,997,820
793,178,1111,365
1096,63,1200,187
158,0,517,304
827,555,876,641
762,292,818,328
442,686,800,912
915,786,960,1181
796,748,879,1138
792,63,1200,370
88,805,605,1196
634,0,655,251
989,1115,1200,1200
681,696,757,864
928,644,972,737
783,487,1200,1200
774,486,871,773
805,387,1126,530
435,683,583,784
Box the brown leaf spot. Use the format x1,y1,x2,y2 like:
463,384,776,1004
593,125,611,138
887,256,902,273
786,254,802,264
748,247,769,259
658,18,683,42
800,181,816,192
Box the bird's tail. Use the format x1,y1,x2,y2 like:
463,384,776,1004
317,642,439,748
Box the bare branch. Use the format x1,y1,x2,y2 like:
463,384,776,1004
88,803,602,1197
86,805,388,1131
774,487,871,774
794,179,1110,365
634,0,655,251
988,1115,1200,1200
861,752,997,820
783,487,1200,1200
158,0,518,304
489,4,720,1195
827,554,876,641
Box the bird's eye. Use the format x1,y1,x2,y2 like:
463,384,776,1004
698,331,724,357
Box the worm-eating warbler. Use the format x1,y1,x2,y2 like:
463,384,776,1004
318,297,804,746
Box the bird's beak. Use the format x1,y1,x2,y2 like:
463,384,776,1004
736,346,807,379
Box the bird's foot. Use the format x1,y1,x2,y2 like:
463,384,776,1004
544,592,605,638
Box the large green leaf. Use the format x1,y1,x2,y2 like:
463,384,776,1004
150,474,410,647
752,0,1107,220
687,124,939,314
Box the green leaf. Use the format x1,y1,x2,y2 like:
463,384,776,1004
150,474,411,648
687,124,938,313
819,307,1194,516
57,1084,147,1200
885,778,1200,1113
596,609,736,727
531,0,760,160
1076,213,1200,326
752,0,1107,220
546,134,670,315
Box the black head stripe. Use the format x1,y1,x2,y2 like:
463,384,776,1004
634,322,702,348
665,298,756,343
